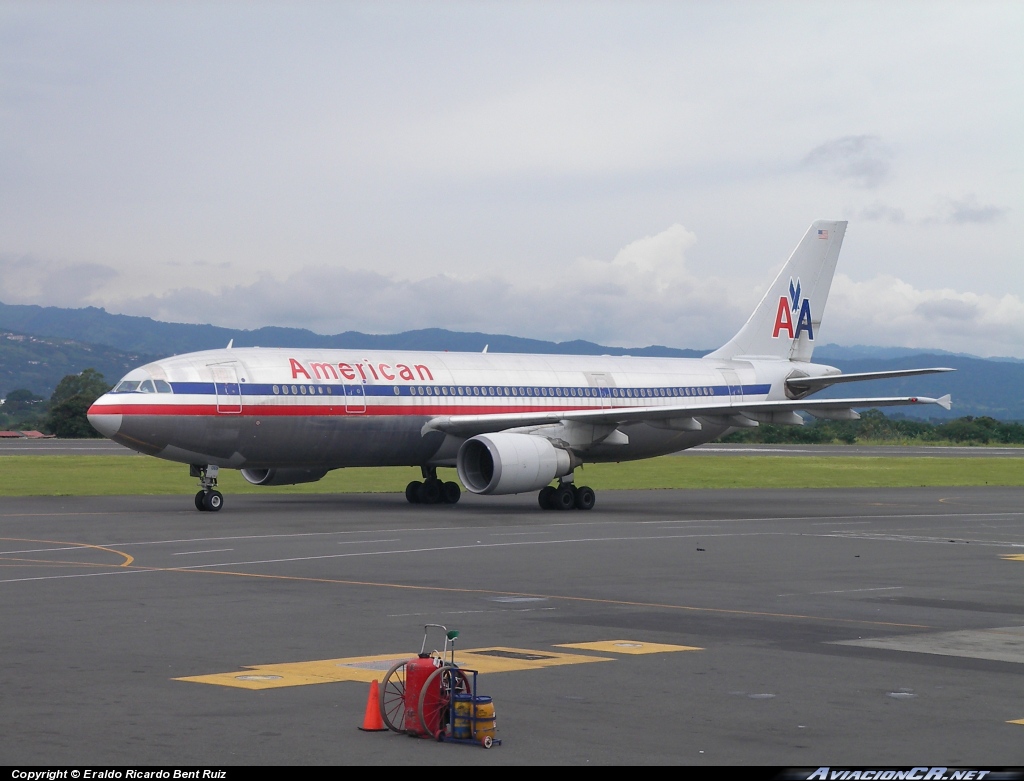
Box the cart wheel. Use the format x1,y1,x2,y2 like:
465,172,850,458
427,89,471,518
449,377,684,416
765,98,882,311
482,735,493,749
417,664,470,740
380,660,409,733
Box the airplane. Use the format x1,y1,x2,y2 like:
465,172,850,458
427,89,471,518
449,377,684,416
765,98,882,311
87,220,952,513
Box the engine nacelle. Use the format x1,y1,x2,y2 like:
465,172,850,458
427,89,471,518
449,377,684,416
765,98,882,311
457,433,572,495
240,468,328,486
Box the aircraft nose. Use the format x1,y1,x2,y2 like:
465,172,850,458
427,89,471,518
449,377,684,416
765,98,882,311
87,401,122,439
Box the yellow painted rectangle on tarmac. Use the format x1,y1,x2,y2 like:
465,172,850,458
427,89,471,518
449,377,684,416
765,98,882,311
455,647,612,673
176,653,414,690
1002,555,1024,562
1009,719,1024,725
177,646,611,690
557,640,702,655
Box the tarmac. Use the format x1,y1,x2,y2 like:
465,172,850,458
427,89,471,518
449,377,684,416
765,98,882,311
2,486,1024,765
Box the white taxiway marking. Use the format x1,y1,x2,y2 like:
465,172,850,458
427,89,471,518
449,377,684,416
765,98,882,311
171,549,234,556
337,539,400,545
777,586,903,597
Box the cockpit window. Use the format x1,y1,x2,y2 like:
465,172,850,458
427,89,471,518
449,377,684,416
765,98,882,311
112,378,174,394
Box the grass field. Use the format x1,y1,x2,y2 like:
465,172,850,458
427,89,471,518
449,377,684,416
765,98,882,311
0,454,1021,496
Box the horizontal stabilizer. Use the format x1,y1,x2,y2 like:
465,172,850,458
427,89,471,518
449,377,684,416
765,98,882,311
787,367,954,393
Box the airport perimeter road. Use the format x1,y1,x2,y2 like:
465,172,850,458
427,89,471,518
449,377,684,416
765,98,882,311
2,488,1024,766
685,443,1024,458
0,438,136,455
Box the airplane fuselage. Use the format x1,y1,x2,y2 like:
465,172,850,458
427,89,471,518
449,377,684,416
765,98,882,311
89,347,799,470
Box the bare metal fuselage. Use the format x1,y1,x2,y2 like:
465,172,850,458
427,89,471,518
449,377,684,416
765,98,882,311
90,347,786,470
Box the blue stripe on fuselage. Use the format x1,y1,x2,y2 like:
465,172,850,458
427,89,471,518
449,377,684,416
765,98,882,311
165,382,772,399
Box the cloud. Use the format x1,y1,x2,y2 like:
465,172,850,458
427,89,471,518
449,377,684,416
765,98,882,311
111,224,756,350
860,202,906,224
0,253,119,307
6,224,1023,359
827,273,1024,357
941,195,1008,225
802,135,892,188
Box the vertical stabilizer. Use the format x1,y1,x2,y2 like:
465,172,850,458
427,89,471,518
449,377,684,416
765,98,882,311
707,220,846,361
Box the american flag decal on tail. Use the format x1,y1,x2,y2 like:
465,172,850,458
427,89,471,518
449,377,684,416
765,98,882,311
817,229,829,239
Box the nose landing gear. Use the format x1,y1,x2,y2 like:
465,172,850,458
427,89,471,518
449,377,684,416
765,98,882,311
190,464,224,512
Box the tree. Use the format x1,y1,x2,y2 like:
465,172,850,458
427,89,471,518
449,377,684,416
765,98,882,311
46,369,111,438
2,388,45,414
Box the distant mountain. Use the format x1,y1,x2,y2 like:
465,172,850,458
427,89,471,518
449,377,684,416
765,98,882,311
0,300,1018,419
0,301,705,359
0,331,155,399
815,343,1024,364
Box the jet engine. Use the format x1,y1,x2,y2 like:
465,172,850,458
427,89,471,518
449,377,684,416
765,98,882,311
240,468,328,486
457,433,572,495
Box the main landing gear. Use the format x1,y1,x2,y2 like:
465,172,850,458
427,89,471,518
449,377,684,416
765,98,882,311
190,464,224,512
406,467,462,506
538,479,596,511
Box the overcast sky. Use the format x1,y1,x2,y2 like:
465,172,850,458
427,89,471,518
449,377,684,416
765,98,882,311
1,1,1021,356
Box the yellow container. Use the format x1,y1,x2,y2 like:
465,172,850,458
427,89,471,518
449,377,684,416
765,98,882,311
452,695,473,739
452,695,496,742
471,696,496,742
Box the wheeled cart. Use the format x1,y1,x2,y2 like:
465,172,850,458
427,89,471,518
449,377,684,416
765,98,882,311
379,624,501,748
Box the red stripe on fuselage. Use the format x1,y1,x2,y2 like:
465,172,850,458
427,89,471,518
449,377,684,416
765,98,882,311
89,403,618,417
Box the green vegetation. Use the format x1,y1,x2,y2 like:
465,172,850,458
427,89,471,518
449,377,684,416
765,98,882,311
0,388,47,430
45,369,111,438
723,409,1024,446
0,368,110,436
0,454,1020,497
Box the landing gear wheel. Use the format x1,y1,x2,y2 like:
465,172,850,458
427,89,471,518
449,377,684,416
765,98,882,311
195,491,208,512
538,485,556,510
379,661,409,733
574,485,596,511
202,490,223,512
554,484,576,511
419,478,442,504
417,664,471,740
442,481,462,504
405,481,422,504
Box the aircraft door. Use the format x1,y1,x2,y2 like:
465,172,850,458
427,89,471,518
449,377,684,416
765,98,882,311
586,372,614,409
596,376,613,409
344,381,366,414
209,363,243,414
722,369,743,403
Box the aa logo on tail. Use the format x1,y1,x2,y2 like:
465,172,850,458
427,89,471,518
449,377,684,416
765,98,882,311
773,277,813,340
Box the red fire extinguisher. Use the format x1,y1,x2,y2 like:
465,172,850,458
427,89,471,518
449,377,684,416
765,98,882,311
403,652,444,737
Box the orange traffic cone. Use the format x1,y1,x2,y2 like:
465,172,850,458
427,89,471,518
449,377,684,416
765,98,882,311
358,679,387,732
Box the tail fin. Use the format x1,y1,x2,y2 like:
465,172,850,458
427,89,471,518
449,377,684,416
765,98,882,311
707,220,847,362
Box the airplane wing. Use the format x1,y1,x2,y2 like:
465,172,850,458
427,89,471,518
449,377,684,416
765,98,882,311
786,367,954,393
423,394,952,439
